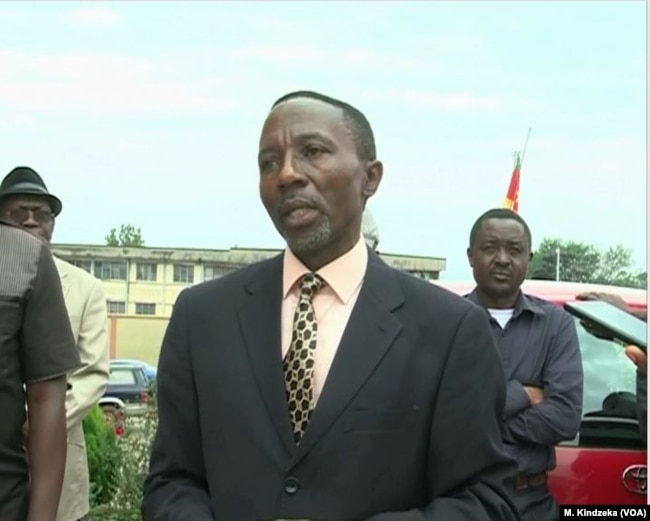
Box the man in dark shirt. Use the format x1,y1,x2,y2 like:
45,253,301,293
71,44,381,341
0,219,81,521
465,208,583,521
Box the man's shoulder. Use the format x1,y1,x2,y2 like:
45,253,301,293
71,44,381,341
53,256,101,286
386,267,477,315
0,219,44,251
522,293,572,322
0,222,47,287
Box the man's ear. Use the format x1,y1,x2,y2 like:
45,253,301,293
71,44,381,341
362,160,383,199
466,247,473,268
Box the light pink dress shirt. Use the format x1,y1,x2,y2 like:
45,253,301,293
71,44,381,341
281,237,368,404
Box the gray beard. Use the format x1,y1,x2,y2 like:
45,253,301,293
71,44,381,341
285,216,332,256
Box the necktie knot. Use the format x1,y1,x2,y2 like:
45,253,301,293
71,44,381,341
298,273,324,299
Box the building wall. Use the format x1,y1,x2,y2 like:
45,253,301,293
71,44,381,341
54,243,447,364
108,315,167,365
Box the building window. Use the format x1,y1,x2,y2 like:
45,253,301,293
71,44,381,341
94,261,127,280
173,264,194,284
107,300,126,314
135,302,156,315
136,262,157,281
69,259,92,273
203,264,230,281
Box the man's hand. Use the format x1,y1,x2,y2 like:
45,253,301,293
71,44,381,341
575,291,632,340
524,386,545,405
576,291,630,312
625,345,647,375
630,308,648,322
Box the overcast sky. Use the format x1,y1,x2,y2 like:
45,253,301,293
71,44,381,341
0,1,646,279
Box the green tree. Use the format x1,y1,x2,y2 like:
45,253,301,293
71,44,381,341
528,238,600,283
607,269,647,289
105,223,145,247
636,271,647,287
529,238,645,288
593,245,634,286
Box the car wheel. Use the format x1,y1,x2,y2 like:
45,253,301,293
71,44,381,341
102,405,120,424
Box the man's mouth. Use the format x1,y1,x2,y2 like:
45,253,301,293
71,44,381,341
279,200,320,229
286,207,313,218
279,198,317,216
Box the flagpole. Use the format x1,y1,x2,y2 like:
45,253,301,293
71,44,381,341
520,127,532,167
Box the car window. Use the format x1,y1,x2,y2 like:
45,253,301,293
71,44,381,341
578,318,637,416
573,318,642,449
109,367,137,385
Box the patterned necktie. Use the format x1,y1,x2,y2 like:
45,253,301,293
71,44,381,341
284,272,324,443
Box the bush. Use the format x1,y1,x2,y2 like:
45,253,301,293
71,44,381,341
86,399,158,521
83,405,121,506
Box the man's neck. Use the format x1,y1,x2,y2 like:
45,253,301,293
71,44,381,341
291,236,360,272
475,288,519,310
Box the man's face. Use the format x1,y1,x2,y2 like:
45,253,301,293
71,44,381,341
467,218,531,301
0,195,55,242
258,98,382,266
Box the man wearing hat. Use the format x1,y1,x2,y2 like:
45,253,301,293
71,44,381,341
0,217,80,521
0,166,110,521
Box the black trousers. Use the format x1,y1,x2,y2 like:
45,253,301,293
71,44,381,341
513,484,560,521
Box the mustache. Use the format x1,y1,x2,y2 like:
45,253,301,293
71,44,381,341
277,195,322,217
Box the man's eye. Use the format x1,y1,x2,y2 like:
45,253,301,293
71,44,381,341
304,146,323,158
260,160,278,172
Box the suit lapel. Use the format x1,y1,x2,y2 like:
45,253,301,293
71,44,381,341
53,257,71,300
237,255,296,456
291,252,405,465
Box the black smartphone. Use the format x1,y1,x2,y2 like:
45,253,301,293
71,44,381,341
564,300,647,351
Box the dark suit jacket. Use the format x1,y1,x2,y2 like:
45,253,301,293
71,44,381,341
142,250,520,521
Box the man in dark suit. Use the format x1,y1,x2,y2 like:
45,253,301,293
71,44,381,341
142,91,520,521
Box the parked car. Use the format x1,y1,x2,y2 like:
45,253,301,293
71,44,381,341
433,279,647,505
100,359,156,423
110,358,157,382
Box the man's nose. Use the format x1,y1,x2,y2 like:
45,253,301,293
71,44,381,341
21,211,40,227
495,249,511,264
277,155,306,187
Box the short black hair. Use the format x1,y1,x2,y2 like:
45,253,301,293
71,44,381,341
271,90,377,161
469,208,532,250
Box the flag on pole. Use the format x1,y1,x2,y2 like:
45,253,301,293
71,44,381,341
503,152,521,212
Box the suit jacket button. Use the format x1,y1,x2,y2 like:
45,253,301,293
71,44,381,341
284,477,300,495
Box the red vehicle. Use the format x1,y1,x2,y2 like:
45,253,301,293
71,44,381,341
433,279,647,505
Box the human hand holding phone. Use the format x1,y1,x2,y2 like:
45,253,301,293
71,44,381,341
625,345,647,375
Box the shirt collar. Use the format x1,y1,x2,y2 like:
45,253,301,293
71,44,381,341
465,288,546,317
283,236,368,303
